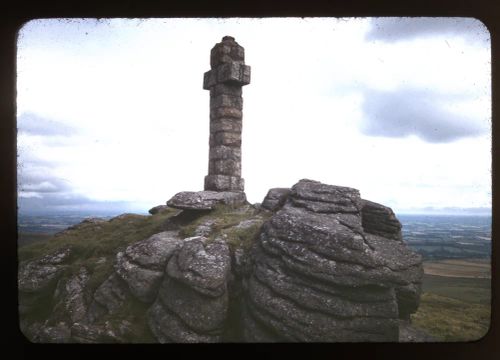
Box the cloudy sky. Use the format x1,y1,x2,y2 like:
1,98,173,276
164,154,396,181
16,17,491,215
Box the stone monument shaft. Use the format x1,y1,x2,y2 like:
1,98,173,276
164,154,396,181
203,36,251,192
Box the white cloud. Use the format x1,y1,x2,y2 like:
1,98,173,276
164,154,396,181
19,192,43,199
16,18,491,213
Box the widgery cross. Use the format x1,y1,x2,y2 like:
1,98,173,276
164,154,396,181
203,36,251,192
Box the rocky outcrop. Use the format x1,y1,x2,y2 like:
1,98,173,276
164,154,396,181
242,179,423,342
167,190,247,210
261,188,290,211
18,247,72,315
148,236,231,342
115,231,183,303
19,179,425,343
18,247,71,294
288,179,362,213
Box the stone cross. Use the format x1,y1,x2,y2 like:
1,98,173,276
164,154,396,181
203,36,251,192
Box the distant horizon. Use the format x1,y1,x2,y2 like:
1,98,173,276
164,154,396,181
17,205,492,217
396,210,492,217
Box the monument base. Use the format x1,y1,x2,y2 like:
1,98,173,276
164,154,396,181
167,190,247,210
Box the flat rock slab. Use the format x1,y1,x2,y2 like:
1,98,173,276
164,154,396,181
167,191,246,210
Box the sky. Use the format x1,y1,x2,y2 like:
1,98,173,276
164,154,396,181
16,17,491,215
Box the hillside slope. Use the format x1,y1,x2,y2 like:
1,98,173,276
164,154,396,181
18,179,428,343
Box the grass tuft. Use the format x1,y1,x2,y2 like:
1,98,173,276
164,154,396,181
411,292,491,341
180,205,270,249
18,209,178,264
223,222,263,252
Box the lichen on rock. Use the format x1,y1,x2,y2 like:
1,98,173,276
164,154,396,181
115,231,183,303
147,236,232,342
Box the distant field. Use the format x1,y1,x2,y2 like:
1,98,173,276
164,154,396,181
412,258,491,341
423,258,491,278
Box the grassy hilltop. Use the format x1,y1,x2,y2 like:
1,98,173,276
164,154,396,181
18,210,179,341
18,207,491,342
18,205,267,342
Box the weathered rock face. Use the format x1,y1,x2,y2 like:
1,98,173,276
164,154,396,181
167,190,247,210
115,231,183,303
147,237,231,343
53,267,90,323
87,273,130,322
18,247,72,315
361,199,402,241
18,247,72,294
261,188,291,211
360,199,422,319
242,179,423,342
